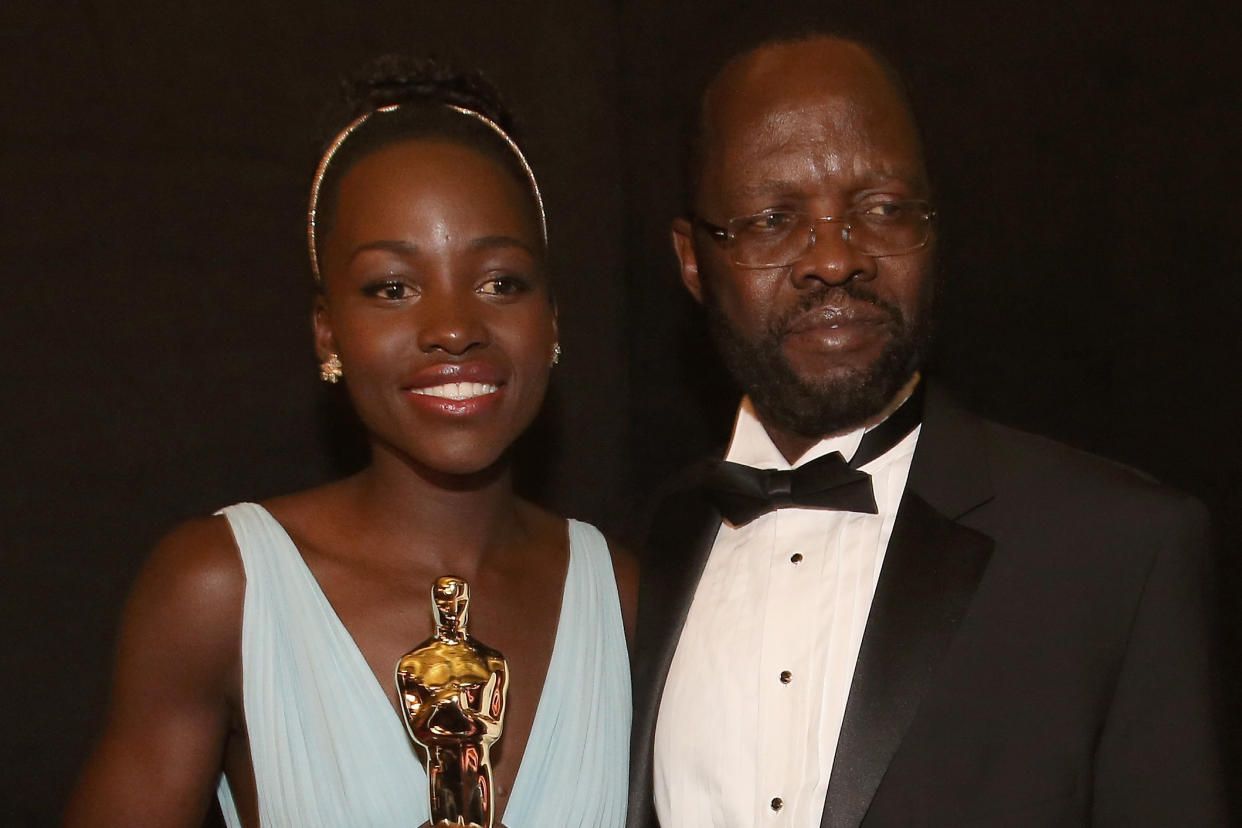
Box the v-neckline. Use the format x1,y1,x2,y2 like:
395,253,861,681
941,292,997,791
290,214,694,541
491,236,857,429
257,506,577,820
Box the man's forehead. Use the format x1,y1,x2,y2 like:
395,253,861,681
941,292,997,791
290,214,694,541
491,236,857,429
706,39,887,114
722,97,916,158
696,39,926,197
726,99,865,155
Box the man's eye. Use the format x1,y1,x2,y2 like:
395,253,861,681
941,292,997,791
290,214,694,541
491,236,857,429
479,275,531,297
364,280,414,300
859,201,907,221
739,212,797,234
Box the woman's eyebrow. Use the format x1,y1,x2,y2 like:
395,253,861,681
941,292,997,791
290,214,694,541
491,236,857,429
468,235,536,256
351,239,420,258
348,236,536,260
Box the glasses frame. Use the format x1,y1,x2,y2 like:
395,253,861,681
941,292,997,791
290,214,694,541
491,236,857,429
692,200,937,268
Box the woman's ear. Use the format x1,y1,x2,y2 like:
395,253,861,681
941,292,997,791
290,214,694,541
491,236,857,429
549,308,561,367
312,293,337,362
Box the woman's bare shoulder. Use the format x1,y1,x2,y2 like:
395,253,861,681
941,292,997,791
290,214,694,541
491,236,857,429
123,514,247,662
152,478,357,618
64,514,245,827
144,514,244,604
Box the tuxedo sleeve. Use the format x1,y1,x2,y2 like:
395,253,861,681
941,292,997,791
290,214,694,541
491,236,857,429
1091,494,1230,825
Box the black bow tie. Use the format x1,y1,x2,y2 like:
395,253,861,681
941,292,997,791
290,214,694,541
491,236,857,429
703,384,924,526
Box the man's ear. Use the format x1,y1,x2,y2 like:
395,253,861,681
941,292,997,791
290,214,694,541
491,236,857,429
671,217,704,304
312,294,337,362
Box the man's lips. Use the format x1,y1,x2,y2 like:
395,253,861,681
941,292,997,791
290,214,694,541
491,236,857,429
785,303,890,336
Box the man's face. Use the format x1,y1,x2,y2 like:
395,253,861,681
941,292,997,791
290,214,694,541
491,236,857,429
674,40,936,456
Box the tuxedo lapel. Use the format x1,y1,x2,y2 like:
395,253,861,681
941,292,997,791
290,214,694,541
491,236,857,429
820,492,993,827
628,474,722,828
821,385,996,828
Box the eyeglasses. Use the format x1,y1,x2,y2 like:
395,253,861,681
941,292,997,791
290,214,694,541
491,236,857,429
693,199,936,268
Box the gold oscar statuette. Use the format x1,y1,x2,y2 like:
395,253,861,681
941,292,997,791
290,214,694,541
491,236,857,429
396,576,509,828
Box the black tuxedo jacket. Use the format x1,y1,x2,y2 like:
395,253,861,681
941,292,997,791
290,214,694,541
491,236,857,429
628,384,1228,827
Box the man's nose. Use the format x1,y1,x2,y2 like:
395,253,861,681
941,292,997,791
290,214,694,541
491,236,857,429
789,217,876,288
416,292,489,355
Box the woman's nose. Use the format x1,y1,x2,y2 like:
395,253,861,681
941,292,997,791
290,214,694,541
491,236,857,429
415,291,488,355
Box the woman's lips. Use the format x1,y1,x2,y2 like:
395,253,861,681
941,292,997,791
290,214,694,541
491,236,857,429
403,362,505,414
403,383,504,416
408,381,499,401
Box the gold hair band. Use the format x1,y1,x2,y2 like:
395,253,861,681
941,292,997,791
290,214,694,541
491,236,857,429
307,103,548,283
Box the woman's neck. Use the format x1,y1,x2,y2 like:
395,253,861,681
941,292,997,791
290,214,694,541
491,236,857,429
341,446,527,575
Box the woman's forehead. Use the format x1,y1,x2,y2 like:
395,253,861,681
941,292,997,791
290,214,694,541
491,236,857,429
333,140,539,237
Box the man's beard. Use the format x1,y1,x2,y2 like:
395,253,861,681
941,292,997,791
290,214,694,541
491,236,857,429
703,280,932,438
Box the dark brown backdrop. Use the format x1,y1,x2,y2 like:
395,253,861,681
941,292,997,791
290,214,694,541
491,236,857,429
3,1,1237,824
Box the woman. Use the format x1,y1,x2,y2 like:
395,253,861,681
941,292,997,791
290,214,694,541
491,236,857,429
65,57,635,828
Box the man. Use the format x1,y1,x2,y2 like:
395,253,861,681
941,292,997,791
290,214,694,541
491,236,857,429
629,35,1227,827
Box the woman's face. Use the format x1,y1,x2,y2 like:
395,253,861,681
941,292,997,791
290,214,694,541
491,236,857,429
314,139,556,477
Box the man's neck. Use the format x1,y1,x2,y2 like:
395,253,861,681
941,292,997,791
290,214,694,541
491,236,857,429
763,372,922,464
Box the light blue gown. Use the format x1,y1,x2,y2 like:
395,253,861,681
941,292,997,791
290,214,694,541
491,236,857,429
214,503,630,827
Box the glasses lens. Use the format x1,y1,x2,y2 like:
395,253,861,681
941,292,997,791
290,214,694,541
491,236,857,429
726,202,932,266
727,212,811,268
849,202,931,256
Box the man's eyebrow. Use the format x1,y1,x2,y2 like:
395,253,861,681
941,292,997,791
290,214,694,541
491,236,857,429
857,165,929,190
725,179,800,202
725,169,929,205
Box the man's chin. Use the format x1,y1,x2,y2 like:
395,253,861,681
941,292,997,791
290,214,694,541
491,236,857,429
748,353,919,438
781,356,876,389
780,322,897,372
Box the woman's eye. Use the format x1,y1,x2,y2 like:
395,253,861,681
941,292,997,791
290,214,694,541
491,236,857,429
479,275,531,297
364,280,414,300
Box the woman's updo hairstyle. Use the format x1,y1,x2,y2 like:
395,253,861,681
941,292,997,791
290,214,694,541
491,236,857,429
308,55,546,284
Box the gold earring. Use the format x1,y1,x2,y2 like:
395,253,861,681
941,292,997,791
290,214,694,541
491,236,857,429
550,343,562,367
320,353,343,383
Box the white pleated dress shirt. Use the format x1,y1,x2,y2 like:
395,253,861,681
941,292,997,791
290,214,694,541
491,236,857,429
653,397,920,827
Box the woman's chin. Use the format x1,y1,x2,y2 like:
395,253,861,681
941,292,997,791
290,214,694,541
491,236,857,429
415,449,512,487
